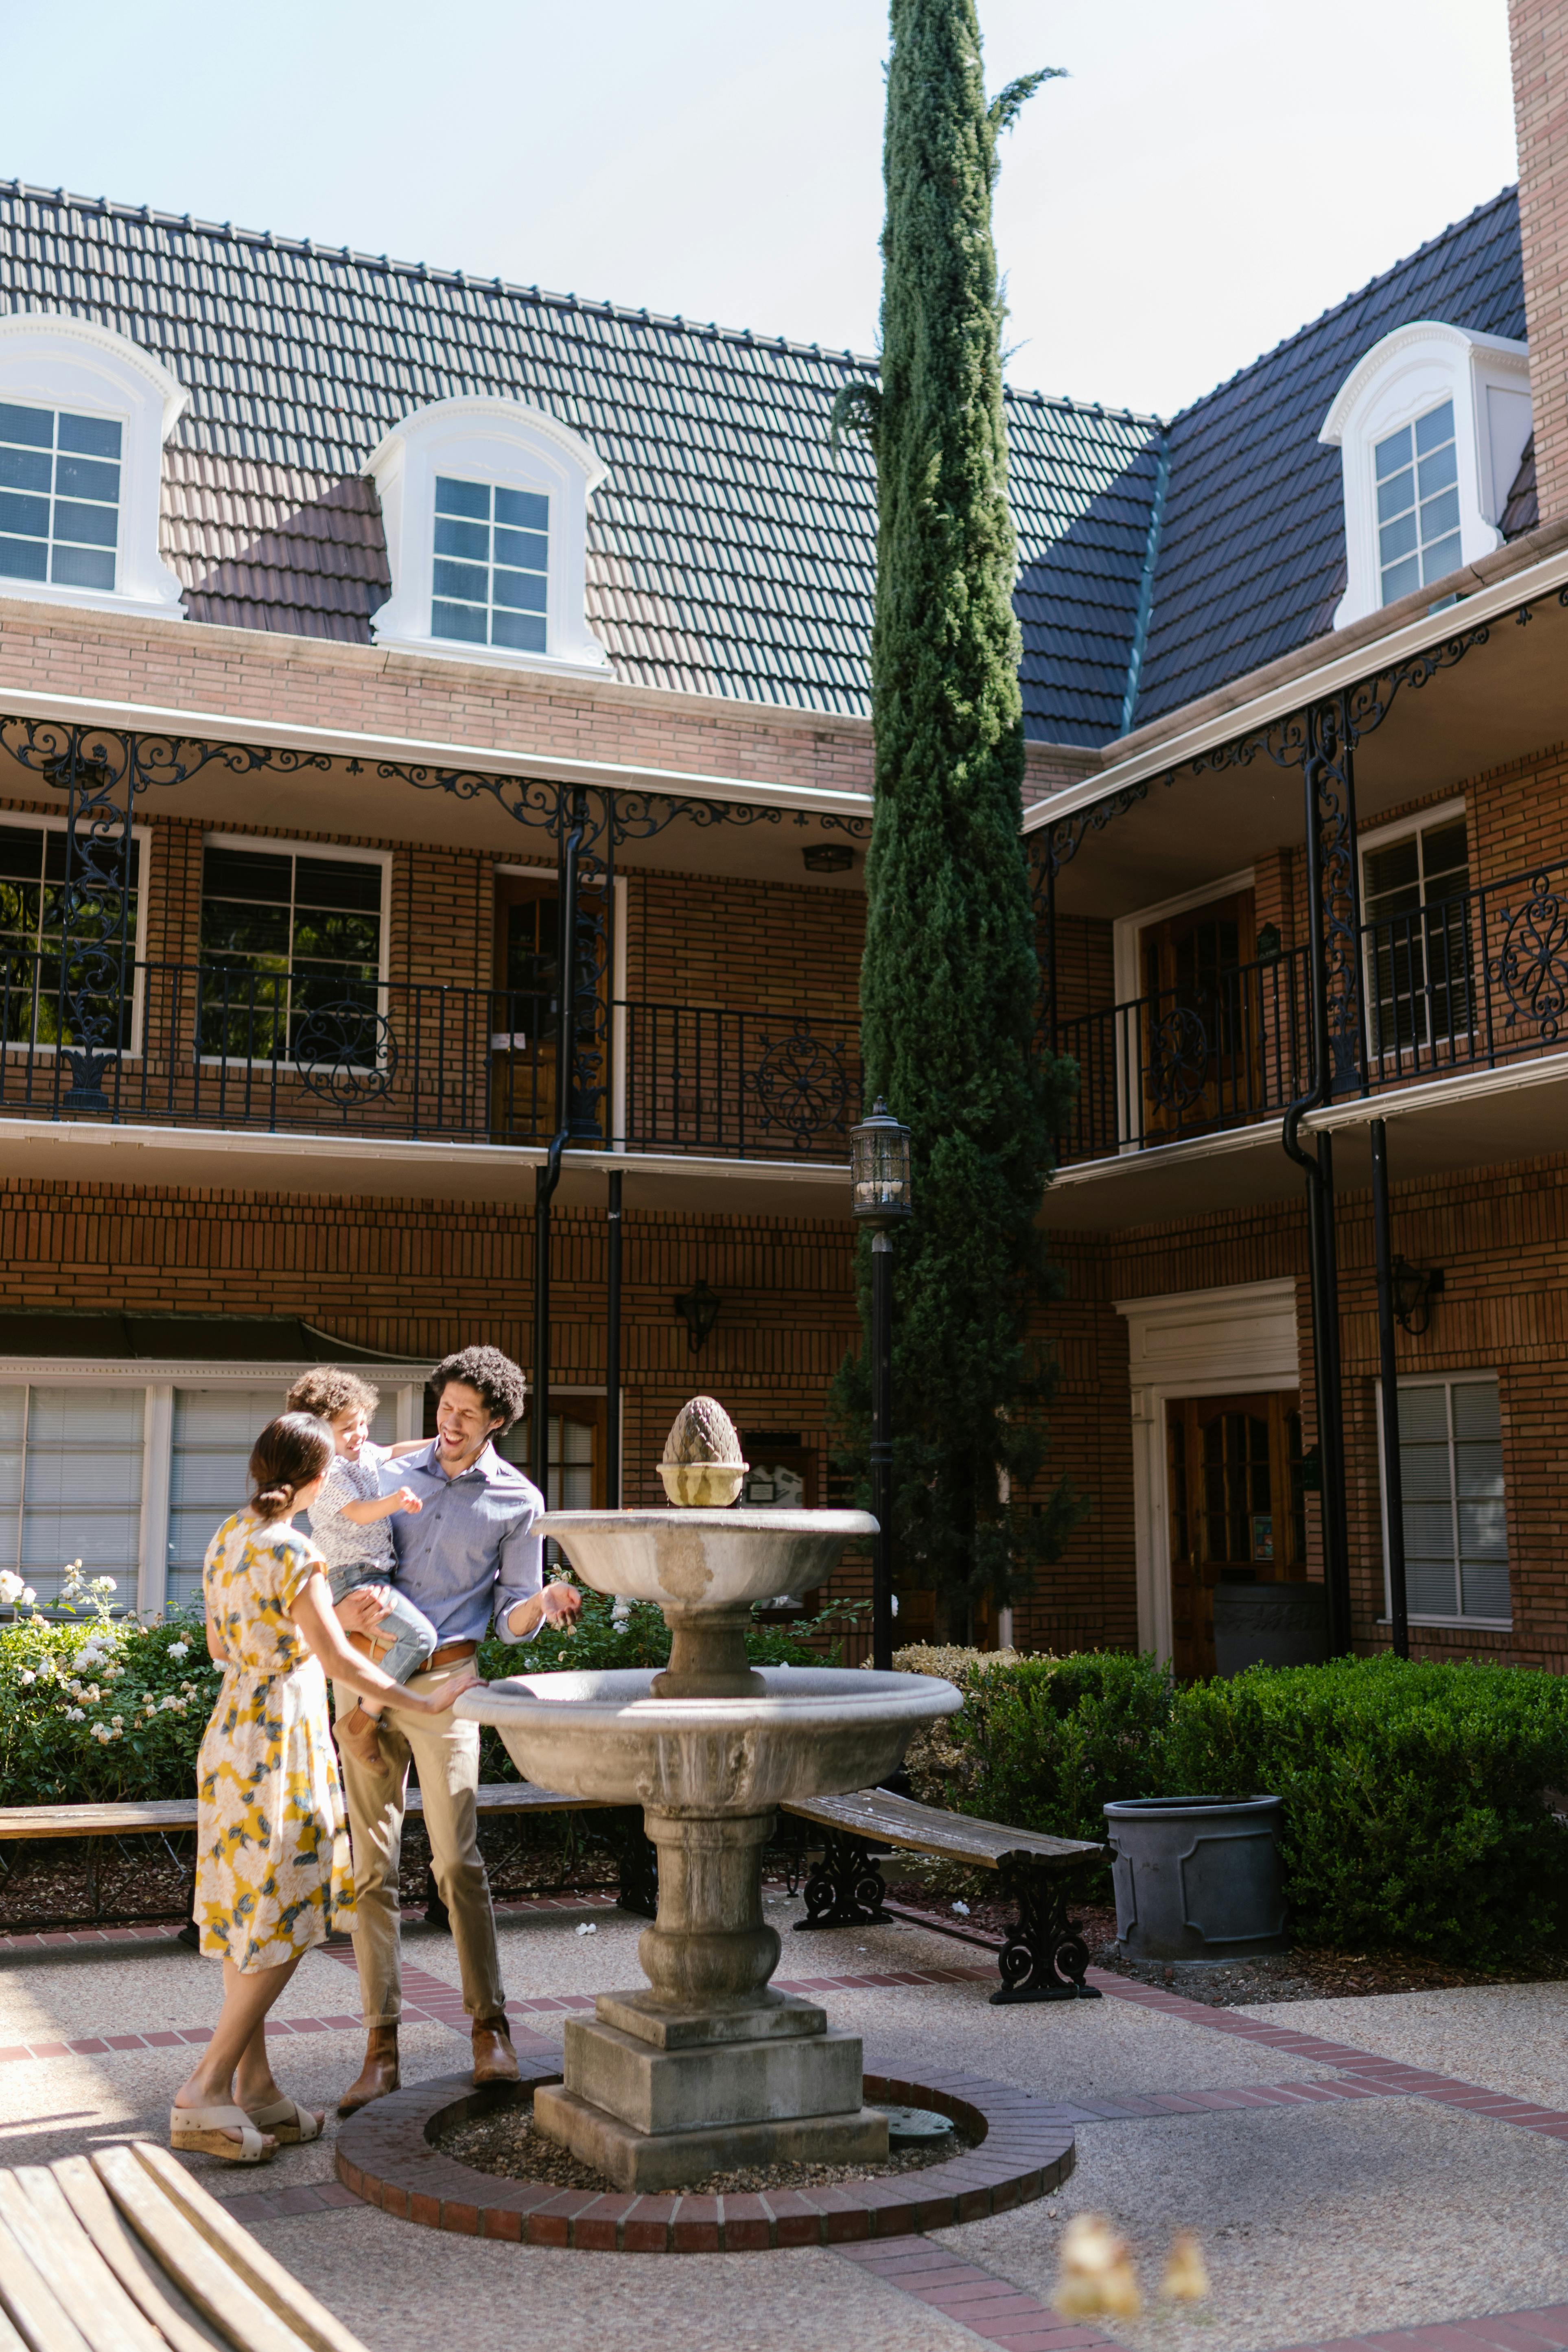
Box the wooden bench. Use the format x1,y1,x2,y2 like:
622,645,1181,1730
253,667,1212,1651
779,1787,1105,2007
0,2138,370,2352
0,1785,658,1943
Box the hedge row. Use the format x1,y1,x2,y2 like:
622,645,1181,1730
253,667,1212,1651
895,1644,1568,1965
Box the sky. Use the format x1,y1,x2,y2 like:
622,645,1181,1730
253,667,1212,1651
0,0,1519,420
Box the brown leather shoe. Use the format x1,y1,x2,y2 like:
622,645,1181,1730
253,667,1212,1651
338,2024,399,2115
470,2015,519,2085
334,1704,383,1771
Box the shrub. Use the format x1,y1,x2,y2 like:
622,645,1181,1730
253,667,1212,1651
1163,1655,1568,1963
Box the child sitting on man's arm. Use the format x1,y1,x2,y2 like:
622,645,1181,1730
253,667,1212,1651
284,1367,436,1770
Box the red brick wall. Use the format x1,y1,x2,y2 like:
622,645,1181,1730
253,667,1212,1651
1512,0,1568,527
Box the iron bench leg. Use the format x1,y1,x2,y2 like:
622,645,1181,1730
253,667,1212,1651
990,1859,1104,2004
794,1827,892,1930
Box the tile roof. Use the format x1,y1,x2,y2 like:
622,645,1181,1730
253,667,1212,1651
1132,187,1526,728
0,181,1530,748
0,182,1157,742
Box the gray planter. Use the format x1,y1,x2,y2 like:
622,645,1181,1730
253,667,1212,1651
1103,1794,1287,1961
1212,1581,1327,1678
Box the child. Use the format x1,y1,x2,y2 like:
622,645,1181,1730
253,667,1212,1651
284,1368,436,1770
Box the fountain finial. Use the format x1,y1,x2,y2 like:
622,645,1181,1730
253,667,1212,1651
658,1395,749,1506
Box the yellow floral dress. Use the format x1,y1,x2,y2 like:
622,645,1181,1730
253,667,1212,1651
195,1509,355,1971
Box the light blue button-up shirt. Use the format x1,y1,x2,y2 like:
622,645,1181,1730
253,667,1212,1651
380,1440,545,1646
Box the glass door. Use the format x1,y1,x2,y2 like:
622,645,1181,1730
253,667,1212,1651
1138,890,1257,1144
1166,1391,1305,1679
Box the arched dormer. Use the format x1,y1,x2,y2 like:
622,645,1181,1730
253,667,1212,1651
1320,320,1532,629
0,313,187,622
363,396,609,675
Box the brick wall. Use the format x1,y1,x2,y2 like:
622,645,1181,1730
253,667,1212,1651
1512,0,1568,527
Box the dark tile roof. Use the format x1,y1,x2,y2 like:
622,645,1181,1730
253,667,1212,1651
0,181,1530,748
0,182,1156,741
1501,432,1537,538
1131,188,1526,729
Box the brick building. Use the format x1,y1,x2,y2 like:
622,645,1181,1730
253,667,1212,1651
1,3,1567,1669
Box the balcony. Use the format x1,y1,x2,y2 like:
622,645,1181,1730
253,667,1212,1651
1048,860,1568,1222
0,957,861,1171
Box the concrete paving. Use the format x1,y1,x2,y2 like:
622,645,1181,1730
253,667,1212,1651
6,1905,1568,2350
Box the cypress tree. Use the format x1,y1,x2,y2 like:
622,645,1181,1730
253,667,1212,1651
830,0,1083,1640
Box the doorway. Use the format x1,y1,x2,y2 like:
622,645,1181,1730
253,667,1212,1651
1138,888,1257,1143
1165,1390,1305,1680
490,872,558,1140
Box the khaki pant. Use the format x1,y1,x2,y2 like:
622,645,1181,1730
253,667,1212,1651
336,1663,505,2029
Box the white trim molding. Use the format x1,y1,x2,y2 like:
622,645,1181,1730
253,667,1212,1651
1320,320,1532,629
365,395,609,677
0,311,188,623
1113,1279,1301,1661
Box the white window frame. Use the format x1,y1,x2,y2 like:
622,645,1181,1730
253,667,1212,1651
1320,322,1532,630
365,396,608,678
197,833,392,1072
0,1360,426,1616
0,812,153,1059
1375,1370,1511,1631
1358,799,1469,1062
0,313,187,623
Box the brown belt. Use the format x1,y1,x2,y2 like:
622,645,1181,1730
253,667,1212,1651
347,1633,478,1672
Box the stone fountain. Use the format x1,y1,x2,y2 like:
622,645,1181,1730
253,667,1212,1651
456,1406,960,2193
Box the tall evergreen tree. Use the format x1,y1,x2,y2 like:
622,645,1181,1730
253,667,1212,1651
830,0,1083,1639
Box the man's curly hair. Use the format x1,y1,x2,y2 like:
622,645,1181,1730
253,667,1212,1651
429,1346,529,1433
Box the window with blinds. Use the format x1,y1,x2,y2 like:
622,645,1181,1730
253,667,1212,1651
1383,1374,1509,1625
0,1386,144,1605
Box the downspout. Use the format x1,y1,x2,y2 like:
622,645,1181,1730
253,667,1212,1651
1119,425,1170,738
532,797,586,1501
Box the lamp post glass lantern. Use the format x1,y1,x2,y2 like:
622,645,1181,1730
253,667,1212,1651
850,1100,912,1672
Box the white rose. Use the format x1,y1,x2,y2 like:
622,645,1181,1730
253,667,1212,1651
64,1707,85,1721
17,1669,34,1686
0,1572,22,1603
91,1723,111,1743
167,1641,190,1662
20,1588,34,1605
160,1693,179,1711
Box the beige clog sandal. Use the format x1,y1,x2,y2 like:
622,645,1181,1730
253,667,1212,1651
243,2095,324,2144
169,2102,277,2163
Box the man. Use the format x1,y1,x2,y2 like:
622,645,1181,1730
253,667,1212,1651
333,1344,582,2113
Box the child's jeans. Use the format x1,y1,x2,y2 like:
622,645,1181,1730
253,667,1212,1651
325,1559,439,1687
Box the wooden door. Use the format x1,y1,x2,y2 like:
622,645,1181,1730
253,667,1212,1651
491,873,558,1140
1166,1391,1305,1680
1139,890,1256,1143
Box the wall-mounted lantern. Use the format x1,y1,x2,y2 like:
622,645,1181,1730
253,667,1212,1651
674,1278,722,1354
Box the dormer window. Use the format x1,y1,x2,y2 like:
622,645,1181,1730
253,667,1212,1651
0,314,186,622
1374,399,1460,604
365,397,608,676
1320,322,1531,630
432,478,549,654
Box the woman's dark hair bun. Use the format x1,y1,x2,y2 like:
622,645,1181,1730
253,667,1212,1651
249,1414,333,1523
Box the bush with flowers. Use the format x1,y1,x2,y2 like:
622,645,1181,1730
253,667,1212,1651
0,1562,223,1805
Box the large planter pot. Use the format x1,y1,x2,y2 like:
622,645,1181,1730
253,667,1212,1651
1212,1581,1327,1678
1103,1794,1287,1962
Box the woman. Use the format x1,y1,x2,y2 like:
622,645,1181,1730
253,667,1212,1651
173,1411,481,2162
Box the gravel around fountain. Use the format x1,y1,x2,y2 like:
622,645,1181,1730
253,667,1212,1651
432,2088,975,2197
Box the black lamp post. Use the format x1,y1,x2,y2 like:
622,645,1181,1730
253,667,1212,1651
849,1098,912,1670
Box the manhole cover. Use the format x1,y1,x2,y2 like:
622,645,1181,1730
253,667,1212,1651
875,2104,956,2143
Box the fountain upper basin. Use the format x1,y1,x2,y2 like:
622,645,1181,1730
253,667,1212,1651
532,1508,878,1612
456,1666,961,1811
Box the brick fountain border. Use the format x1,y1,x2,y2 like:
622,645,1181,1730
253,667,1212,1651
334,2057,1075,2251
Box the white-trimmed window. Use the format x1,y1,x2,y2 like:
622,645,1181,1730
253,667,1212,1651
0,813,150,1055
1360,803,1470,1058
1321,322,1532,630
197,837,389,1063
1380,1372,1510,1627
0,313,186,622
365,396,608,676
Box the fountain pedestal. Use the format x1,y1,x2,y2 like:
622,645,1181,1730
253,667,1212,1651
457,1508,961,2192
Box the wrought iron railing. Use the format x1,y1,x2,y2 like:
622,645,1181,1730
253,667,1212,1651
1055,860,1568,1164
0,957,861,1163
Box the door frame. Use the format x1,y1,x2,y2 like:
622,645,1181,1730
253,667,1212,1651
1111,869,1254,1153
1114,1280,1300,1663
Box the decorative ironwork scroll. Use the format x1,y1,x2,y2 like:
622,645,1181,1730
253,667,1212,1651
752,1025,851,1150
1490,872,1568,1045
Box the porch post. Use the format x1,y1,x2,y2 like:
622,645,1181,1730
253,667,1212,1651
605,1169,623,1508
1369,1116,1410,1658
532,793,586,1499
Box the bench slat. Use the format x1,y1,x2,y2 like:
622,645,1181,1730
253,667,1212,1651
781,1788,1102,1869
90,2149,316,2352
131,2146,368,2352
0,2199,91,2352
50,2158,221,2352
3,2170,163,2352
0,1783,605,1841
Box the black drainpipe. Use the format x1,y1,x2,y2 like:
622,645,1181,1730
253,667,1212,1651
532,796,586,1500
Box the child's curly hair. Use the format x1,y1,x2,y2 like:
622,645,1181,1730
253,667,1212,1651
285,1366,380,1423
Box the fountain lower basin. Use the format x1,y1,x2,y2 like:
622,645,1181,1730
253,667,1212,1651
456,1505,960,2191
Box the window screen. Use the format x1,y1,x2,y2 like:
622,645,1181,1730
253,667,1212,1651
432,477,548,654
0,1386,144,1605
198,846,384,1061
166,1385,395,1610
1386,1375,1509,1623
1375,400,1461,604
0,403,121,593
